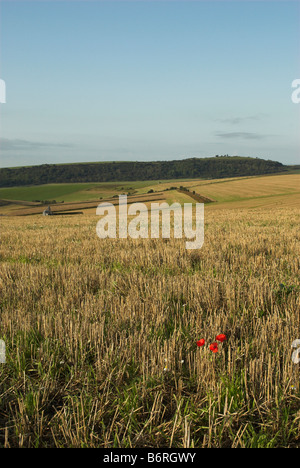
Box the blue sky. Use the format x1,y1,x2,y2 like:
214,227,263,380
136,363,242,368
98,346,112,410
0,0,299,167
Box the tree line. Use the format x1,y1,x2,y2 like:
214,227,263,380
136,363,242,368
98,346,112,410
0,156,287,188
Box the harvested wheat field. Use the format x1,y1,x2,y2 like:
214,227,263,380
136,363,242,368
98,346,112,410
0,199,299,448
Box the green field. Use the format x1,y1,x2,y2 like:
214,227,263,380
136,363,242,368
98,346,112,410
0,179,196,204
0,183,99,203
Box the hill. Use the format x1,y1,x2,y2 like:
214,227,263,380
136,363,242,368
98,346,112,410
0,156,290,188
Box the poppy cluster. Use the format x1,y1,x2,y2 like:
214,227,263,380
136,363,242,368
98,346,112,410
197,334,226,353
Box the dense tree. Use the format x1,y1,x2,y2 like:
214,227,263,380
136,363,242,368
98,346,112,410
0,156,288,188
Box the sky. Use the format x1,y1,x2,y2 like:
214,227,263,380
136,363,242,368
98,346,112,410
0,0,299,168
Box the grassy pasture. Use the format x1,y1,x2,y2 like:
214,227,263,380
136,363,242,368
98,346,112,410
0,180,171,204
0,183,99,203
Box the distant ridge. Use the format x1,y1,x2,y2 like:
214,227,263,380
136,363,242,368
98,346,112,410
0,156,291,188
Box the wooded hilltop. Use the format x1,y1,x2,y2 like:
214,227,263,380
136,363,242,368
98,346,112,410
0,156,294,188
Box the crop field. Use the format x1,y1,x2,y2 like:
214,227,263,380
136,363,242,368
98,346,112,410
146,174,300,203
1,173,299,215
0,174,299,448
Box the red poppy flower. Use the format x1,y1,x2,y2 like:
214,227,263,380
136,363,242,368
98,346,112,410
197,339,205,347
216,334,226,343
209,342,218,353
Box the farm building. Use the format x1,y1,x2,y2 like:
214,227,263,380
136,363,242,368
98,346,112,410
43,206,53,216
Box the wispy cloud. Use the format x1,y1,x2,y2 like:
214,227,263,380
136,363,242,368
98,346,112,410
215,114,267,125
0,138,73,151
215,132,266,140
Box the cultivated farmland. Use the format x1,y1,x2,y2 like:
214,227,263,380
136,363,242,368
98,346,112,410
0,173,299,448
